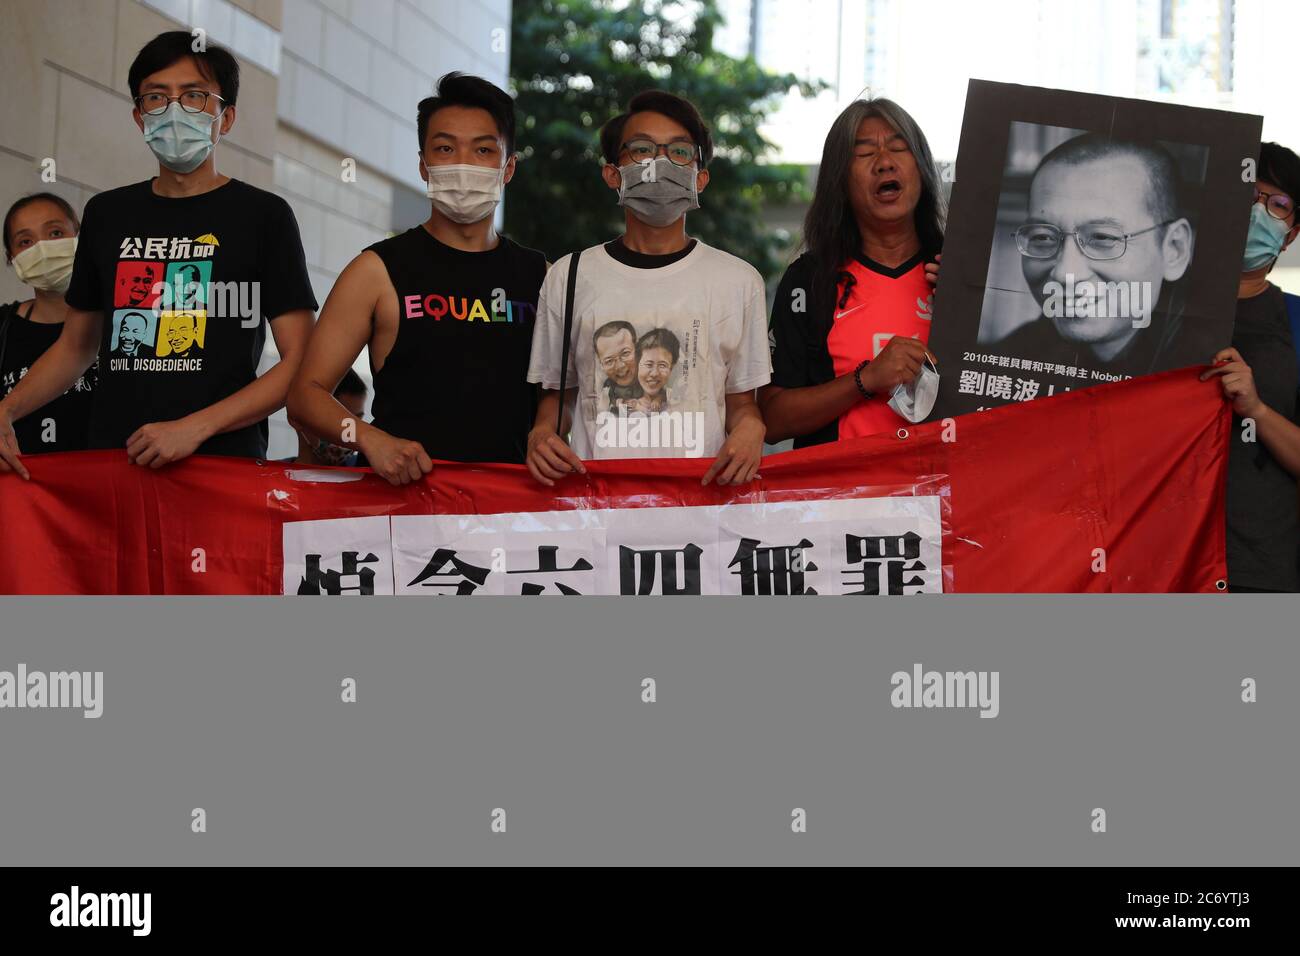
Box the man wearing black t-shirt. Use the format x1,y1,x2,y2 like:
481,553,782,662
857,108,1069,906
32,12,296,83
287,72,547,485
0,33,316,479
1201,142,1300,592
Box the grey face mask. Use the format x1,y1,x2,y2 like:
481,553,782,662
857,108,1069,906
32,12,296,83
617,156,700,227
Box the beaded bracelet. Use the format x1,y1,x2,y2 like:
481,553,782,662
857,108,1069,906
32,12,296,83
853,358,873,400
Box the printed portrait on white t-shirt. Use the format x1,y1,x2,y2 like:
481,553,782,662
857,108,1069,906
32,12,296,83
590,314,710,456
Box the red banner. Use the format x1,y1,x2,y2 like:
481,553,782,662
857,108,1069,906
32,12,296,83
0,368,1228,594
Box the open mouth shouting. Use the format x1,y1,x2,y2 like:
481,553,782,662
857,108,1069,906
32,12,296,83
875,178,904,204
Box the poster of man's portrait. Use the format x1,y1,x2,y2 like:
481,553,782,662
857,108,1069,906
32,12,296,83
926,80,1262,420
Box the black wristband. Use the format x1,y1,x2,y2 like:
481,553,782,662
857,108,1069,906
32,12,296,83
853,358,874,400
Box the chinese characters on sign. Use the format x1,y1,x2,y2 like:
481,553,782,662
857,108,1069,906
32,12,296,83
282,498,946,596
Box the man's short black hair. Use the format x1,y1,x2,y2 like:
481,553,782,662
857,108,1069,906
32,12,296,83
417,72,516,154
600,90,713,168
593,320,637,349
335,368,368,398
1259,142,1300,221
1034,134,1182,224
128,31,240,105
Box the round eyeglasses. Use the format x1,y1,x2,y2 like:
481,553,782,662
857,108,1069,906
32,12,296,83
620,138,699,167
1253,188,1295,222
134,90,225,115
1013,220,1175,261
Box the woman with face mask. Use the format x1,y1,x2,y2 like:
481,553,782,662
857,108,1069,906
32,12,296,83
0,193,95,455
1200,142,1300,593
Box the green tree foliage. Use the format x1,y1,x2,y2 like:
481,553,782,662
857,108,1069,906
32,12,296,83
507,0,821,280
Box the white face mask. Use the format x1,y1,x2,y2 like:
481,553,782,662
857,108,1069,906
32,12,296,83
11,236,78,294
888,354,939,423
142,101,224,174
424,162,504,223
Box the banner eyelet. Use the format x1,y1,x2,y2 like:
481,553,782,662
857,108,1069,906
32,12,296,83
896,428,909,440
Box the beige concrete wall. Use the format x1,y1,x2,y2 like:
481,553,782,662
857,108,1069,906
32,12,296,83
273,125,392,310
278,0,510,189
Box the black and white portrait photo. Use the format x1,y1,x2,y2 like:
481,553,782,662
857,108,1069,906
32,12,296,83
927,81,1261,419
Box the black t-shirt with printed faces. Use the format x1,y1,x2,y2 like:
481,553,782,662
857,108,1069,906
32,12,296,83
64,178,318,458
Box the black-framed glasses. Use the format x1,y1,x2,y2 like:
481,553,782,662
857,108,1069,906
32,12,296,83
1012,220,1175,261
620,138,699,166
1253,188,1295,222
134,90,225,116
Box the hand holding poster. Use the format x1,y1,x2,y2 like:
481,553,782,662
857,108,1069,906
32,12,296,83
926,80,1262,420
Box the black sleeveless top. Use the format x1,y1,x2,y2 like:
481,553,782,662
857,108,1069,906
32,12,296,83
366,227,546,464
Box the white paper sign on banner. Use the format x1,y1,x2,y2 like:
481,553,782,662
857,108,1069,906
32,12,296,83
282,515,395,595
716,496,943,595
602,505,722,595
390,511,604,595
282,496,944,595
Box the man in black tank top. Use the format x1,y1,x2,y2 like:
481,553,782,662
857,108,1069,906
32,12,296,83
288,73,546,485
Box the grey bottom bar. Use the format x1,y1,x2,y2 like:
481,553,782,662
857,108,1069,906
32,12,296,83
0,597,1294,865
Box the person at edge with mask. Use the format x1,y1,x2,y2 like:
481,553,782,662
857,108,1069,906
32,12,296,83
0,32,316,480
525,90,771,486
761,98,943,448
0,193,96,455
1200,142,1300,593
287,72,546,486
282,368,368,467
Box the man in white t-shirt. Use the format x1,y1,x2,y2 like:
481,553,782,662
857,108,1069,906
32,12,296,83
525,90,771,486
